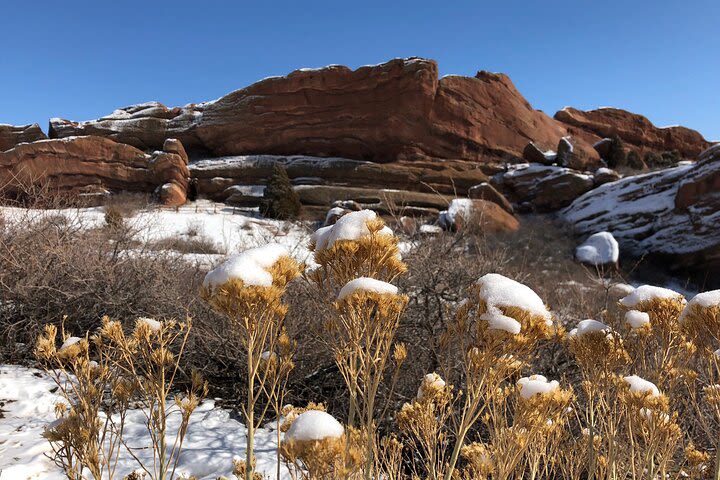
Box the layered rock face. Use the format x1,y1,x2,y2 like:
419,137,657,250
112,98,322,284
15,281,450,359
555,107,712,159
563,145,720,278
492,165,595,212
49,58,600,167
0,136,190,206
0,124,47,151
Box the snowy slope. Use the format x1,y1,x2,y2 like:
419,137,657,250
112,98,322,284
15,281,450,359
0,365,290,480
0,200,314,267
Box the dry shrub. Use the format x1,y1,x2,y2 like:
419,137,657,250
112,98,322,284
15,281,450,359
0,208,207,363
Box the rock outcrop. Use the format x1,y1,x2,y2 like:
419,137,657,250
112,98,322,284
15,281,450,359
563,145,720,279
555,107,712,159
188,154,488,209
492,164,595,212
0,136,189,206
49,58,600,168
0,124,47,152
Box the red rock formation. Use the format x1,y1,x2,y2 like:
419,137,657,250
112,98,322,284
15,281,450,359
49,58,600,168
0,123,47,152
555,107,712,159
0,136,189,206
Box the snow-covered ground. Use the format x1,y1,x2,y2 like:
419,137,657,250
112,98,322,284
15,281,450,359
0,365,290,480
0,200,315,269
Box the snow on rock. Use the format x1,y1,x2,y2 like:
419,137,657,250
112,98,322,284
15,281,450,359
337,277,398,301
475,273,552,325
562,146,720,272
439,198,474,225
419,224,443,234
575,232,619,266
568,319,611,338
480,310,522,334
619,285,685,308
0,365,291,479
623,374,660,397
284,410,344,442
203,243,289,289
312,209,392,251
679,290,720,323
625,310,651,329
517,375,560,399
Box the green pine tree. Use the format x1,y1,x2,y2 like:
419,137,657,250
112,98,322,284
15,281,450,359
259,164,301,219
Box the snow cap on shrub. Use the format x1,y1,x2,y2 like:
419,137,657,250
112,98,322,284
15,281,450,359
625,310,650,329
284,410,344,442
312,209,392,251
337,277,398,301
203,243,290,289
517,375,559,399
480,310,521,334
59,336,82,351
623,374,660,397
679,290,720,324
620,285,685,308
475,273,551,325
417,372,446,401
568,319,611,338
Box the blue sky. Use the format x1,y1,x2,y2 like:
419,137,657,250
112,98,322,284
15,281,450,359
2,0,718,140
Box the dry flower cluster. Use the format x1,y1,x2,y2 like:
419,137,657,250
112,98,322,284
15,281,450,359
37,209,720,480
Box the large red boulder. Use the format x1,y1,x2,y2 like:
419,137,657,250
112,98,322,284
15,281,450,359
0,136,189,206
49,58,600,168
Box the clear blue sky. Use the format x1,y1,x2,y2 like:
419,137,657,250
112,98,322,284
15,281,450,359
2,0,718,140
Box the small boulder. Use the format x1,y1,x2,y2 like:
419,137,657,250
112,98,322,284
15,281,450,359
157,182,186,207
594,167,621,186
575,232,619,268
162,138,188,163
593,138,613,159
324,206,350,226
438,199,519,233
523,142,552,164
398,216,418,235
468,182,514,214
556,137,574,167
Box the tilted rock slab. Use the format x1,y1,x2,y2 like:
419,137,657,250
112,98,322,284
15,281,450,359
0,123,47,152
0,136,190,206
563,144,720,275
